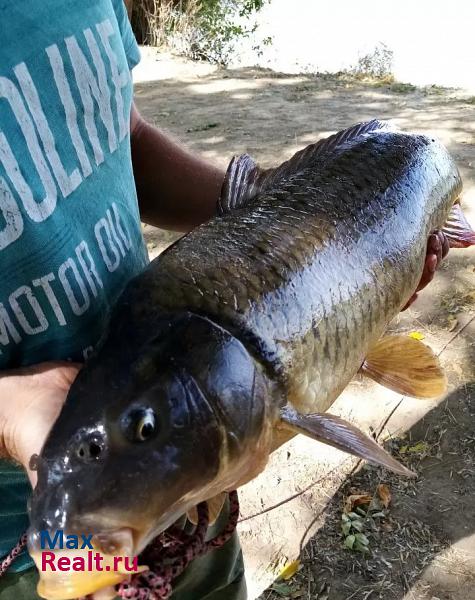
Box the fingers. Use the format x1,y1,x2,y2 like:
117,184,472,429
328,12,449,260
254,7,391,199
402,231,449,311
29,361,82,391
0,362,82,484
401,292,418,311
428,230,449,261
415,253,437,293
417,231,449,292
427,232,442,263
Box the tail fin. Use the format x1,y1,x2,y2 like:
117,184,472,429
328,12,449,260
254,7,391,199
443,202,475,248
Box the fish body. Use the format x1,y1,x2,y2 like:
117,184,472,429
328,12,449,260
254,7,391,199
130,123,459,417
28,121,469,599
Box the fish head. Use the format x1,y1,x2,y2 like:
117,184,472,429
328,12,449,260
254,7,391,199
28,313,276,597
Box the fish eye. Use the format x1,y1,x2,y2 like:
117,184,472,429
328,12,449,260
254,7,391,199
122,407,157,443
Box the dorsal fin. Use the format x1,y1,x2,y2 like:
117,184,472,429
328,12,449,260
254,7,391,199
218,119,394,214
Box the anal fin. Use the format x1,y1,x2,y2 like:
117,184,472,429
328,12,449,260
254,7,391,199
360,335,446,398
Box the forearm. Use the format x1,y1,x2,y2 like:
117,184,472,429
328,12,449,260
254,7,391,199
131,105,225,232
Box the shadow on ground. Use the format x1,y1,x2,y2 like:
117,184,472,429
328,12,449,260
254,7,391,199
134,65,475,186
257,379,475,600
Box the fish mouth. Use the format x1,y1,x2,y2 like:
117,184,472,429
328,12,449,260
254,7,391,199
28,528,147,600
28,503,188,599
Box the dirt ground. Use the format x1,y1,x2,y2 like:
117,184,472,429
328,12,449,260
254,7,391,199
133,50,475,600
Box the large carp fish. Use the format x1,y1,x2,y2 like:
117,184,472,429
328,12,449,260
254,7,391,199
28,120,475,598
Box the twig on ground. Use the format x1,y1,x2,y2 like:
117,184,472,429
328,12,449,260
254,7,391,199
239,460,352,522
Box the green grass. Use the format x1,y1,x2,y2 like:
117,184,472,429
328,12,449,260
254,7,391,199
389,81,417,93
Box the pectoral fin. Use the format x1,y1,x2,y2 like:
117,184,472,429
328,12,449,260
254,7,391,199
442,201,475,248
187,492,227,525
279,407,414,477
360,335,446,398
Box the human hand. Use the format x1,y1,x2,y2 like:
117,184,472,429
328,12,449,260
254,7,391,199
1,363,119,599
402,230,449,310
0,362,81,486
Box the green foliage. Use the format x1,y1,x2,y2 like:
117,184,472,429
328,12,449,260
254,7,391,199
190,0,268,65
341,511,370,554
352,42,394,79
132,0,270,66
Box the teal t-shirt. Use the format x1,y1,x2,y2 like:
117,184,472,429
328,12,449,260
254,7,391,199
0,0,148,572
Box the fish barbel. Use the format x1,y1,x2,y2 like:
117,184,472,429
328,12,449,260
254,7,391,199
28,120,474,598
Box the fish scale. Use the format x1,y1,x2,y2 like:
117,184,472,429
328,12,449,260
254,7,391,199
27,121,472,600
120,131,458,419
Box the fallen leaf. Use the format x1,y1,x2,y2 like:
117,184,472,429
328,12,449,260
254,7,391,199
377,484,392,508
447,315,458,332
409,331,425,340
279,559,300,581
344,493,372,513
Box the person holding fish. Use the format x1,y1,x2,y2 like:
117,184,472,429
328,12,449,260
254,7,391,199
1,1,473,600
